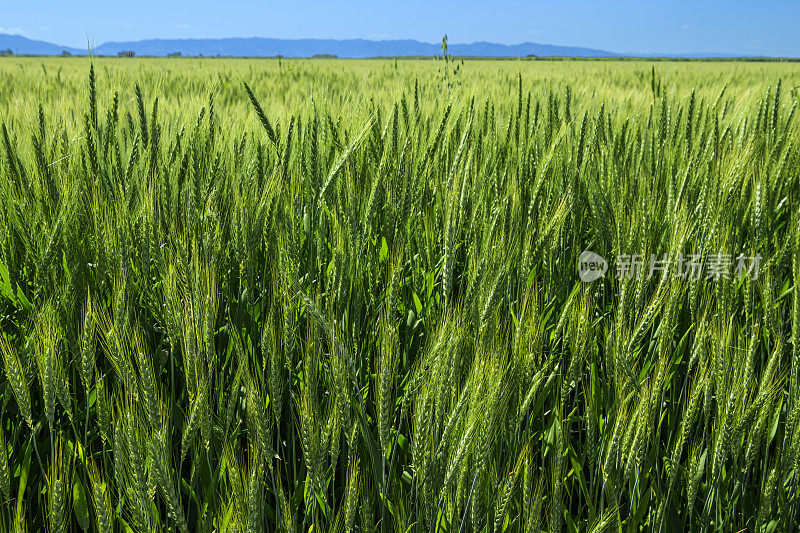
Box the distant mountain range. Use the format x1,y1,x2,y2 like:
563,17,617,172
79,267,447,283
0,34,86,56
0,34,618,57
87,38,619,58
0,33,774,59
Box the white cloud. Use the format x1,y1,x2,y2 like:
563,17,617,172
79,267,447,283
527,30,543,35
174,23,190,29
37,26,51,32
681,24,690,30
0,27,25,36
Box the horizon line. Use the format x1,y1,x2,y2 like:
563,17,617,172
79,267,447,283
2,32,797,60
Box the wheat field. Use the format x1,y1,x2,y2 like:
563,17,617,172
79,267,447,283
0,57,799,531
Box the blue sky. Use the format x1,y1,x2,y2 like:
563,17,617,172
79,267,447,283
2,1,798,56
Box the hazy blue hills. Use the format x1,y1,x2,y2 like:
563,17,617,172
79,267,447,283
92,37,619,58
0,34,83,55
1,34,618,58
0,33,772,58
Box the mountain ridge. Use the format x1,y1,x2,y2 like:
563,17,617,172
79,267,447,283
91,37,619,58
0,33,775,59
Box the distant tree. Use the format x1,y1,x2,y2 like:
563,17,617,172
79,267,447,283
0,49,13,56
118,51,135,58
167,52,181,58
61,50,71,57
312,53,337,59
